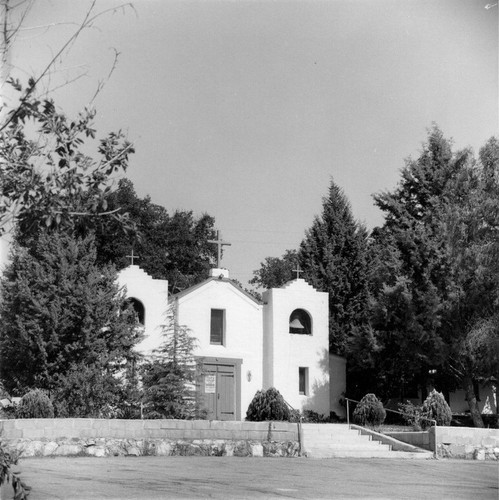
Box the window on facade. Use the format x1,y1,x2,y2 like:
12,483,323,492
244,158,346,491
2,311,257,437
299,367,308,395
289,309,312,335
126,298,145,326
210,309,225,345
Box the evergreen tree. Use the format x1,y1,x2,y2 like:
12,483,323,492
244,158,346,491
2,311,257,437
250,180,370,358
371,127,499,425
299,180,370,355
141,301,201,419
0,231,141,415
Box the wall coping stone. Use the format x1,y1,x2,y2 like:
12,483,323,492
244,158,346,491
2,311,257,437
0,419,298,442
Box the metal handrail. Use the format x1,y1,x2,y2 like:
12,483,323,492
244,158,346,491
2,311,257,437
344,397,438,458
283,398,303,456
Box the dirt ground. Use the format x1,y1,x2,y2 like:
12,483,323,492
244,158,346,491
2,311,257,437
1,456,498,500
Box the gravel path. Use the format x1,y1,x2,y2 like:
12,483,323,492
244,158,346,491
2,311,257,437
2,456,498,499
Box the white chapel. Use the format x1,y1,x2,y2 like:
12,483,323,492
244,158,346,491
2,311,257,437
117,262,346,421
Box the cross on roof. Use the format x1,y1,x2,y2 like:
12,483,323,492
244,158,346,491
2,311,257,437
126,248,140,266
293,263,303,280
208,231,231,268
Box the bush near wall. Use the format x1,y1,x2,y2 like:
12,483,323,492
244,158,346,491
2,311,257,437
353,394,386,429
246,388,291,421
16,390,54,419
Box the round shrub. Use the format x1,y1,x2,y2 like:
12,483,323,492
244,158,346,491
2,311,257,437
16,389,54,418
246,387,290,421
421,389,452,427
352,393,386,429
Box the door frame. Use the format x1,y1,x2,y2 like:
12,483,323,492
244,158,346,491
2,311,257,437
197,356,242,421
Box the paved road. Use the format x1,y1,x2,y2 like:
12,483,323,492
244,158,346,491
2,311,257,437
1,456,498,500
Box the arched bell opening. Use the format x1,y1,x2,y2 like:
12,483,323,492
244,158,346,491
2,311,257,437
126,297,145,326
289,309,312,335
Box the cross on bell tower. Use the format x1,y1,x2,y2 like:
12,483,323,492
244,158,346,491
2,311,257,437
293,263,303,280
126,248,140,266
208,231,231,268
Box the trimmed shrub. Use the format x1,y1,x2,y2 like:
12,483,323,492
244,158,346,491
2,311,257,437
353,393,386,429
400,390,452,430
16,389,54,418
246,387,290,421
422,389,452,427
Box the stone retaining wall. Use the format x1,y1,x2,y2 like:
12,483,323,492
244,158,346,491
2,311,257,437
429,426,499,460
0,419,300,458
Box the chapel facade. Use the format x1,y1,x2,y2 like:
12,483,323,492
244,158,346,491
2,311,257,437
117,265,346,420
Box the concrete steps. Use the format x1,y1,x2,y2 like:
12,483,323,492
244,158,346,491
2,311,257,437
302,424,432,459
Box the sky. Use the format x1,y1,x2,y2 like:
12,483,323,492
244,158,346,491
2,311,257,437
5,0,499,287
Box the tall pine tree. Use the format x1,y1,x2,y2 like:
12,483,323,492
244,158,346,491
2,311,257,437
299,180,370,355
0,231,141,416
371,127,499,425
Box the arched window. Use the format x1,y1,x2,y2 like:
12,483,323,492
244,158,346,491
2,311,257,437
127,298,145,326
289,309,312,335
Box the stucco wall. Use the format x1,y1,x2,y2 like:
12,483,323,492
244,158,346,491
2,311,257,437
263,279,330,416
117,265,169,353
0,418,297,441
429,426,499,460
384,431,432,450
176,279,263,417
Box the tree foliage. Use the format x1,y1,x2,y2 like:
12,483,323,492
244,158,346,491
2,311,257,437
299,180,370,355
366,126,498,425
0,79,134,238
93,178,218,293
0,231,141,416
141,301,201,419
250,180,370,356
0,443,30,499
249,250,298,290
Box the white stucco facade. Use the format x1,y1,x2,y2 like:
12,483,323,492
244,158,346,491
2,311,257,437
116,265,169,353
117,265,341,420
174,273,263,419
262,279,330,416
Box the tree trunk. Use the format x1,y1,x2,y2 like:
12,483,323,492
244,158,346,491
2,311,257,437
463,375,484,428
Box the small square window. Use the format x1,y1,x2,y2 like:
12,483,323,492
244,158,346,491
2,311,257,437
210,309,225,345
299,367,308,395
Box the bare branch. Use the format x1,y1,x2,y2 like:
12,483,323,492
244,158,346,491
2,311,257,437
88,47,120,106
0,1,135,132
3,0,32,45
6,0,31,10
17,21,81,32
54,207,122,217
47,70,88,94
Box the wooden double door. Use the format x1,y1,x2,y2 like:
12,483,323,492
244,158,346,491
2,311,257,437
202,361,237,421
